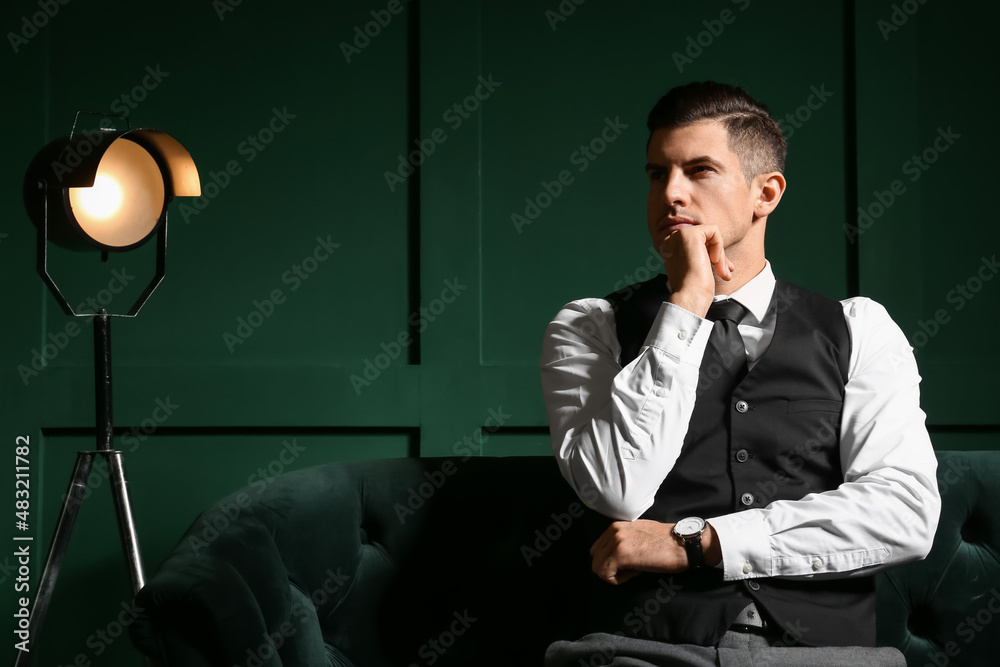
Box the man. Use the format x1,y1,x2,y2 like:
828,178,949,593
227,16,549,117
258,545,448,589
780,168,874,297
539,81,940,666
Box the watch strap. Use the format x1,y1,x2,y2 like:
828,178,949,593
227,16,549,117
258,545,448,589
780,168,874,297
682,535,705,568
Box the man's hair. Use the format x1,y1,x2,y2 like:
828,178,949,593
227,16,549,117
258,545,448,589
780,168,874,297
646,81,786,184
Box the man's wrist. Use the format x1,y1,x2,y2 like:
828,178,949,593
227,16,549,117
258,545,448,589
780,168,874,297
673,518,723,570
668,290,712,319
702,522,722,568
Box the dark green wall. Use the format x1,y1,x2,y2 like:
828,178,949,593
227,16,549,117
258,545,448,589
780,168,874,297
0,1,996,664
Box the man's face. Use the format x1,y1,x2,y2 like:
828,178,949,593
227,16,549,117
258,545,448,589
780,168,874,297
645,120,758,254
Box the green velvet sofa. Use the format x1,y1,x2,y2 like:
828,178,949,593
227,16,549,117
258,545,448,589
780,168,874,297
129,451,1000,666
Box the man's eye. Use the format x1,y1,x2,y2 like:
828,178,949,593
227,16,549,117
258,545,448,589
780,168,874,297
691,165,713,174
648,170,666,180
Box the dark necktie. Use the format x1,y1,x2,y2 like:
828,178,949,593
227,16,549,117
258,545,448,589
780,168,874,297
705,299,749,386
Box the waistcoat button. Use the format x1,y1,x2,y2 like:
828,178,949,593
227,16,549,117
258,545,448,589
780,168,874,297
736,449,749,463
741,492,754,506
735,400,749,413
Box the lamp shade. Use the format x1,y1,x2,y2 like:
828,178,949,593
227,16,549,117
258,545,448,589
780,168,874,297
24,128,200,252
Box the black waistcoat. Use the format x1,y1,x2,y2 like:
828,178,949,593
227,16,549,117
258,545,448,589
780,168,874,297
586,273,876,648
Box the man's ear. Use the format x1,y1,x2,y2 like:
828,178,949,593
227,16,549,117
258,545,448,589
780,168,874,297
753,172,786,218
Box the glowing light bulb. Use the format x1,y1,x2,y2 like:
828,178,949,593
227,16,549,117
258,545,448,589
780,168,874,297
75,175,123,219
68,139,165,248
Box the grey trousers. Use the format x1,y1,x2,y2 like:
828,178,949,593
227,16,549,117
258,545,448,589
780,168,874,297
545,630,907,667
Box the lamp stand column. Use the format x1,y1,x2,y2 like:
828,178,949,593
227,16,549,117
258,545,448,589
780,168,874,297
95,309,147,593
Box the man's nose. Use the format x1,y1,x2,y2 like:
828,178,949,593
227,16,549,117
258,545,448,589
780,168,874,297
663,172,690,207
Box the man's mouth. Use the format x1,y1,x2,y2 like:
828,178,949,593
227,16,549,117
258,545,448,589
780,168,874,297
662,216,695,232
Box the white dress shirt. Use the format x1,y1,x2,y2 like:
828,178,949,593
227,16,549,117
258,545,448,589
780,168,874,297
540,261,940,582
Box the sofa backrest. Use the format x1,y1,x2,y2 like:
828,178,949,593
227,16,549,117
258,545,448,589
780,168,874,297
876,450,1000,667
131,451,1000,667
131,456,608,666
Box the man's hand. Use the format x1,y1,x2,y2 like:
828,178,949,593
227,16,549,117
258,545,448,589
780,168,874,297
658,225,734,318
589,520,722,585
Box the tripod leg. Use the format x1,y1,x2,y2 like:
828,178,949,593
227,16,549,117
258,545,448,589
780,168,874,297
105,451,146,593
13,452,95,667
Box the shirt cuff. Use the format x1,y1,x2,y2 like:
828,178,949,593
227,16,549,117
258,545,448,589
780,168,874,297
708,510,771,580
643,301,712,367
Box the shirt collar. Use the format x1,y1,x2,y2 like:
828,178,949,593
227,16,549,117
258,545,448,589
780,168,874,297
714,260,775,325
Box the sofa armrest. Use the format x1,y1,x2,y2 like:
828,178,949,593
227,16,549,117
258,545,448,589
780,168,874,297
130,553,279,667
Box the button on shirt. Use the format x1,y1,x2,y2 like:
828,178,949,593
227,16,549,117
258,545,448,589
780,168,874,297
540,261,940,581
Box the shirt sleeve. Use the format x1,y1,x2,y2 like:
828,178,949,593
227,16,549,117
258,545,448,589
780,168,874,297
540,296,714,521
708,297,941,580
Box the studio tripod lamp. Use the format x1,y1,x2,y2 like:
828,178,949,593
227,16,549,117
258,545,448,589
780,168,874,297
15,112,200,666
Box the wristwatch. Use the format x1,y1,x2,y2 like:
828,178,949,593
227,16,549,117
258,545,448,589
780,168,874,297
673,516,707,569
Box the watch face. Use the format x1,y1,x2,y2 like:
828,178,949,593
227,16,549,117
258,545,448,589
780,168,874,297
674,517,706,538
